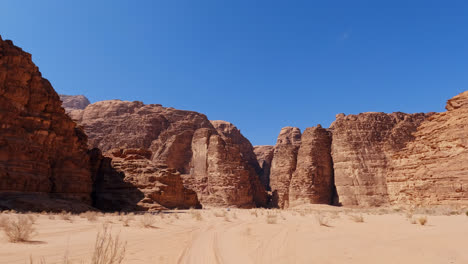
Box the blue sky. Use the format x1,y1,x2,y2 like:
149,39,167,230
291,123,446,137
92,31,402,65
1,1,467,145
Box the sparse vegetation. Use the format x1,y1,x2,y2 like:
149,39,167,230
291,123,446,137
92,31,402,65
418,216,428,226
139,213,156,228
91,224,126,264
315,214,330,227
82,211,98,222
465,211,468,216
190,210,203,221
214,211,226,217
266,213,278,224
2,215,37,242
59,211,74,222
349,214,364,223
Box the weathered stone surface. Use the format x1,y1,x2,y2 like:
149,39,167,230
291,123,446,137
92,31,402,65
0,36,93,211
289,125,334,207
269,127,301,208
253,145,274,190
330,112,428,206
59,94,90,110
89,148,200,211
387,91,468,205
68,100,266,208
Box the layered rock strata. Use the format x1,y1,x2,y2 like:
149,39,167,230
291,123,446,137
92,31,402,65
0,36,93,211
68,100,267,208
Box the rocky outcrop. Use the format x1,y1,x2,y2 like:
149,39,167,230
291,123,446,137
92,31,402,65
289,126,334,207
253,145,274,190
387,92,468,205
330,112,428,206
0,36,93,211
269,127,302,208
68,100,267,208
59,94,90,110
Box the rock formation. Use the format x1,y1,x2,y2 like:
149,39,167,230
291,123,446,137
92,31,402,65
67,100,267,209
0,36,93,211
288,126,334,207
59,94,90,110
330,112,428,206
253,145,274,190
269,127,302,208
387,92,468,205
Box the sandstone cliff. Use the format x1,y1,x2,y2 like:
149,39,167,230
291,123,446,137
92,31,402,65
0,36,93,211
67,100,267,209
269,127,302,208
330,112,428,206
253,145,274,190
387,92,468,206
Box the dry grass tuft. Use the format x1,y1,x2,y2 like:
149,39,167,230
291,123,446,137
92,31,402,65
139,214,156,228
190,210,203,221
91,224,126,264
82,211,99,222
2,215,37,242
214,211,226,217
349,214,364,223
465,211,468,216
266,213,278,224
418,216,428,226
315,214,330,227
250,210,258,217
59,211,74,222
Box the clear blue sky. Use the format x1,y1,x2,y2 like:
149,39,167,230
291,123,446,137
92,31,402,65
1,1,467,145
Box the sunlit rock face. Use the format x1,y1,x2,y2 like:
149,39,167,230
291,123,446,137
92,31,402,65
0,36,93,211
67,100,267,209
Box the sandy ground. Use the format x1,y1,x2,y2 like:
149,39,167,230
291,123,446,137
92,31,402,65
0,206,467,264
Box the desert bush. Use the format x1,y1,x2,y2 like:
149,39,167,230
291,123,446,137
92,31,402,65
59,211,73,222
465,211,468,216
91,224,126,264
0,214,8,228
214,211,226,217
315,214,330,227
2,215,37,242
190,210,203,221
139,214,156,228
85,212,99,222
418,216,428,226
349,214,364,223
250,210,258,217
266,213,277,224
48,214,56,220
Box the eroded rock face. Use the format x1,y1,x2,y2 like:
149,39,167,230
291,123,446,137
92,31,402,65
269,127,302,208
387,92,468,205
0,36,93,211
289,126,334,207
330,112,428,206
253,145,274,190
59,94,90,110
68,100,266,208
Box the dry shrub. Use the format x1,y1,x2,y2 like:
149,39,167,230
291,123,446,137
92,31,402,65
214,211,226,217
48,215,56,220
349,214,364,223
465,211,468,216
59,211,73,222
91,224,126,264
27,214,38,224
250,210,258,217
0,214,8,228
418,216,428,226
139,214,156,228
266,213,277,224
2,215,37,242
81,211,98,222
190,210,203,221
315,214,330,227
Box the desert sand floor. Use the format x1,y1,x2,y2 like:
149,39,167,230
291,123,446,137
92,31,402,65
1,206,467,264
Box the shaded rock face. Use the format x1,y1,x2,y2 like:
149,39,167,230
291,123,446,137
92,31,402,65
269,127,302,208
0,36,93,211
68,100,266,209
268,126,334,208
253,145,274,190
330,112,428,206
289,126,334,207
387,92,468,206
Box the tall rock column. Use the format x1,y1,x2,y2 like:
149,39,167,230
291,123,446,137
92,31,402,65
288,125,334,206
269,127,301,208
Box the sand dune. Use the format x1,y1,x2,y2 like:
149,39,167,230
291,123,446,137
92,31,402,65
0,206,467,264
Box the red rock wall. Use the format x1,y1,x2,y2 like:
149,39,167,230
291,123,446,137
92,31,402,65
0,36,93,210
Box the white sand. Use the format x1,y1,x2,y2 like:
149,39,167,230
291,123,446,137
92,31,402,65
1,206,467,264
